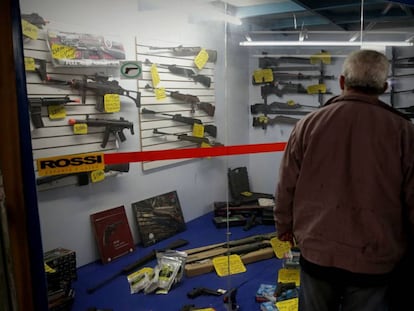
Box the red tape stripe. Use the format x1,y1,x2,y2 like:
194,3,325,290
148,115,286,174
104,142,287,164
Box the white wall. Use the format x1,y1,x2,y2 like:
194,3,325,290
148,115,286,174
20,0,252,266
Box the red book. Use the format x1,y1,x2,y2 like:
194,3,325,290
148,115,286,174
90,206,135,264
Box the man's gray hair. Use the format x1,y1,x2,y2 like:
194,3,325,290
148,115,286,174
342,49,389,94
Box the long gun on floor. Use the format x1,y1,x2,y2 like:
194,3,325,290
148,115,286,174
29,96,80,128
144,84,215,116
251,101,318,114
86,238,189,294
68,117,134,148
144,59,211,88
141,108,217,137
148,45,217,63
47,74,141,111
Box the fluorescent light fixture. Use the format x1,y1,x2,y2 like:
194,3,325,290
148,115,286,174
240,40,413,47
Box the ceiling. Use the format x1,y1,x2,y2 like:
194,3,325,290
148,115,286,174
226,0,414,32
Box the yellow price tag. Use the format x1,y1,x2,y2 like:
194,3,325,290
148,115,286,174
241,191,253,197
151,64,160,87
311,51,331,64
51,43,76,60
200,142,213,148
192,123,205,138
154,87,167,100
47,105,66,120
253,69,274,83
24,57,36,71
307,84,327,94
278,268,300,286
104,94,121,113
21,19,38,40
213,254,246,277
194,48,209,70
270,237,292,259
276,297,299,311
44,263,56,273
73,123,88,134
90,169,105,183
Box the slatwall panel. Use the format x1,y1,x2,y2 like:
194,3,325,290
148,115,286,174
23,30,133,191
135,41,217,171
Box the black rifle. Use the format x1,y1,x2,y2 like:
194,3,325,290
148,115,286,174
259,56,313,68
148,45,217,63
261,82,331,98
86,238,189,294
21,12,48,28
144,59,211,88
251,101,317,114
187,287,223,298
252,115,301,129
252,72,335,85
48,74,141,111
68,117,134,148
29,96,80,128
144,84,215,116
153,128,212,145
141,108,217,137
36,163,130,186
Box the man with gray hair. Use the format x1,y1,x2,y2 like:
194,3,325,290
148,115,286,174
274,49,414,311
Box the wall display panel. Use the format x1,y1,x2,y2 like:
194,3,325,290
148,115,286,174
135,41,219,171
22,21,136,191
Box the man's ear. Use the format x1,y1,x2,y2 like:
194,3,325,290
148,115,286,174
339,75,345,90
382,82,388,94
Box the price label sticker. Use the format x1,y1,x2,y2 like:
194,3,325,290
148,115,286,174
276,297,299,311
47,105,66,120
192,123,205,138
21,19,38,40
270,237,292,259
90,169,105,183
24,57,36,71
311,51,332,64
307,84,327,94
51,43,76,60
277,267,300,286
154,87,167,100
194,48,209,70
253,69,273,83
73,123,88,134
213,254,246,277
104,94,121,113
151,64,160,87
241,191,253,197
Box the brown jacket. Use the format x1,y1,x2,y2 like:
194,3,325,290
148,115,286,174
275,93,414,274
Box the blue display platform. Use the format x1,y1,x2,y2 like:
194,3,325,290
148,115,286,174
72,212,283,311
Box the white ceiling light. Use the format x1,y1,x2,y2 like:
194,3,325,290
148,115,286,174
239,40,413,47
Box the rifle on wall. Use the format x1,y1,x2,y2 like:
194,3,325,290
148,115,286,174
68,117,134,148
36,163,130,186
141,108,217,137
252,115,301,129
152,128,221,146
28,96,80,128
144,59,211,88
47,74,141,111
148,45,217,63
251,101,317,114
261,82,331,98
144,84,215,116
252,71,335,85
